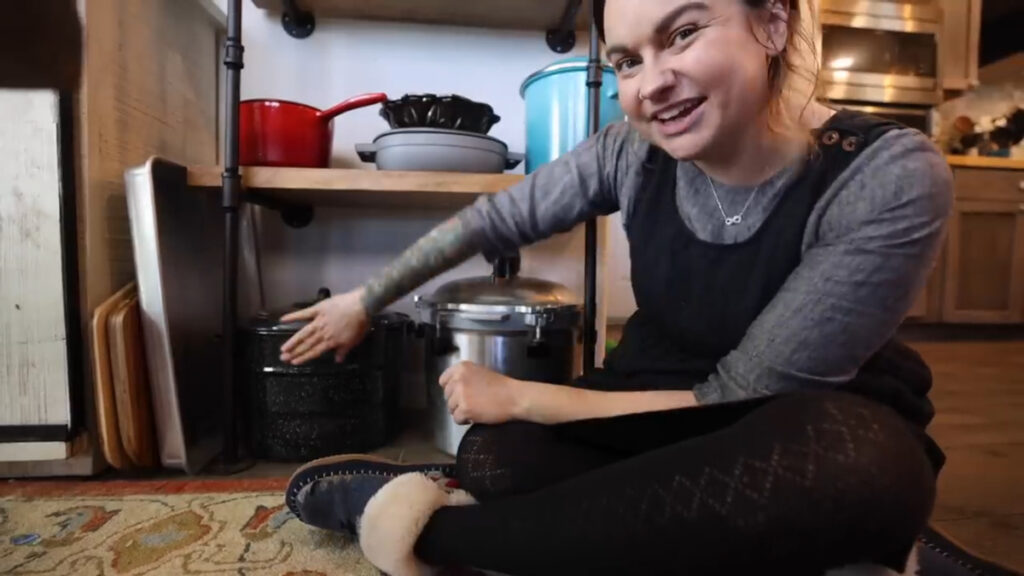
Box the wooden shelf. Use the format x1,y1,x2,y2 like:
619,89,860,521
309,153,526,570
187,166,523,208
251,0,593,32
946,155,1024,171
193,0,227,28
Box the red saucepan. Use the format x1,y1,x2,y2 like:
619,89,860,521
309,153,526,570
240,93,388,168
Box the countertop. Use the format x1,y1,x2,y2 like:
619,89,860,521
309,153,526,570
945,155,1024,170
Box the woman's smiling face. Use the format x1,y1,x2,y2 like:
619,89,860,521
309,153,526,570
604,0,788,161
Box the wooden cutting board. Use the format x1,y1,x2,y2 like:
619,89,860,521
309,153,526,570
90,282,136,470
108,293,158,468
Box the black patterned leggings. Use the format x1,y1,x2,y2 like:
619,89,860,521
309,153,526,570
413,382,938,576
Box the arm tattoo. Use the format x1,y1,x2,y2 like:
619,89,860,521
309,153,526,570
361,217,480,314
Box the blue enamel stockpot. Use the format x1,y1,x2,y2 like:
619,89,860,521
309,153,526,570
520,57,626,174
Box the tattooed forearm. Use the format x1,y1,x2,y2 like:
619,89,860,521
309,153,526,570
360,217,481,314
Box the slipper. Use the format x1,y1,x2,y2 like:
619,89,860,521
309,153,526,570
285,453,456,522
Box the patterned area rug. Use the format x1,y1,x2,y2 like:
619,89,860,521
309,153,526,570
2,478,1016,576
0,478,378,576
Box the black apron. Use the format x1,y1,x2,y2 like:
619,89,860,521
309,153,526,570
594,110,945,472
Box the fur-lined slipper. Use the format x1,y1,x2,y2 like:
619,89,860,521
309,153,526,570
287,454,456,535
359,472,477,576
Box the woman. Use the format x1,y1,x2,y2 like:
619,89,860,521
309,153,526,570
278,0,952,573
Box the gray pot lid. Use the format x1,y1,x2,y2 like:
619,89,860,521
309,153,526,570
421,275,579,312
373,127,507,146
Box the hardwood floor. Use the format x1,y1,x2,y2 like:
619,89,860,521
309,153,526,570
910,339,1024,573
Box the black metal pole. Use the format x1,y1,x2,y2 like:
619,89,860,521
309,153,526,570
219,0,244,468
583,3,602,374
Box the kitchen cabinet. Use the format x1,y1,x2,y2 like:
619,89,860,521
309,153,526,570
906,245,946,322
941,164,1024,323
903,160,1024,326
907,290,929,320
943,201,1024,323
939,0,981,91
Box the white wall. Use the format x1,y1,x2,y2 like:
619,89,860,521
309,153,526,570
227,3,636,340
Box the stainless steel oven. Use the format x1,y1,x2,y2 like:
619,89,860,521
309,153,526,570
818,0,943,106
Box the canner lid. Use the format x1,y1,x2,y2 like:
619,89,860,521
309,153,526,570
421,274,580,314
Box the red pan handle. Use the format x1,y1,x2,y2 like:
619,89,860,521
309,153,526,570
318,92,389,121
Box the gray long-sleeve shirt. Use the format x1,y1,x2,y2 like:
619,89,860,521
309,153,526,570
457,119,953,404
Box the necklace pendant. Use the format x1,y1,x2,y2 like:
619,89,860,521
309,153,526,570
725,215,742,226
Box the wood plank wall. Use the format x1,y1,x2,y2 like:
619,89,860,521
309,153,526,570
77,0,221,318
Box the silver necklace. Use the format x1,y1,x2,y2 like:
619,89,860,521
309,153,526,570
704,174,760,226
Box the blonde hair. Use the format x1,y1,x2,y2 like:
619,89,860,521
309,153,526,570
763,0,823,143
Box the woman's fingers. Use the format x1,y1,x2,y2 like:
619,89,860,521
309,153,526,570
281,324,318,357
280,306,318,324
279,306,322,358
292,340,330,365
283,326,325,362
280,320,318,354
440,361,473,387
443,374,473,424
280,333,305,358
439,364,455,386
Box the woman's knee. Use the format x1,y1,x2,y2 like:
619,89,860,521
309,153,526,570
780,391,933,481
766,392,937,553
455,421,555,501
